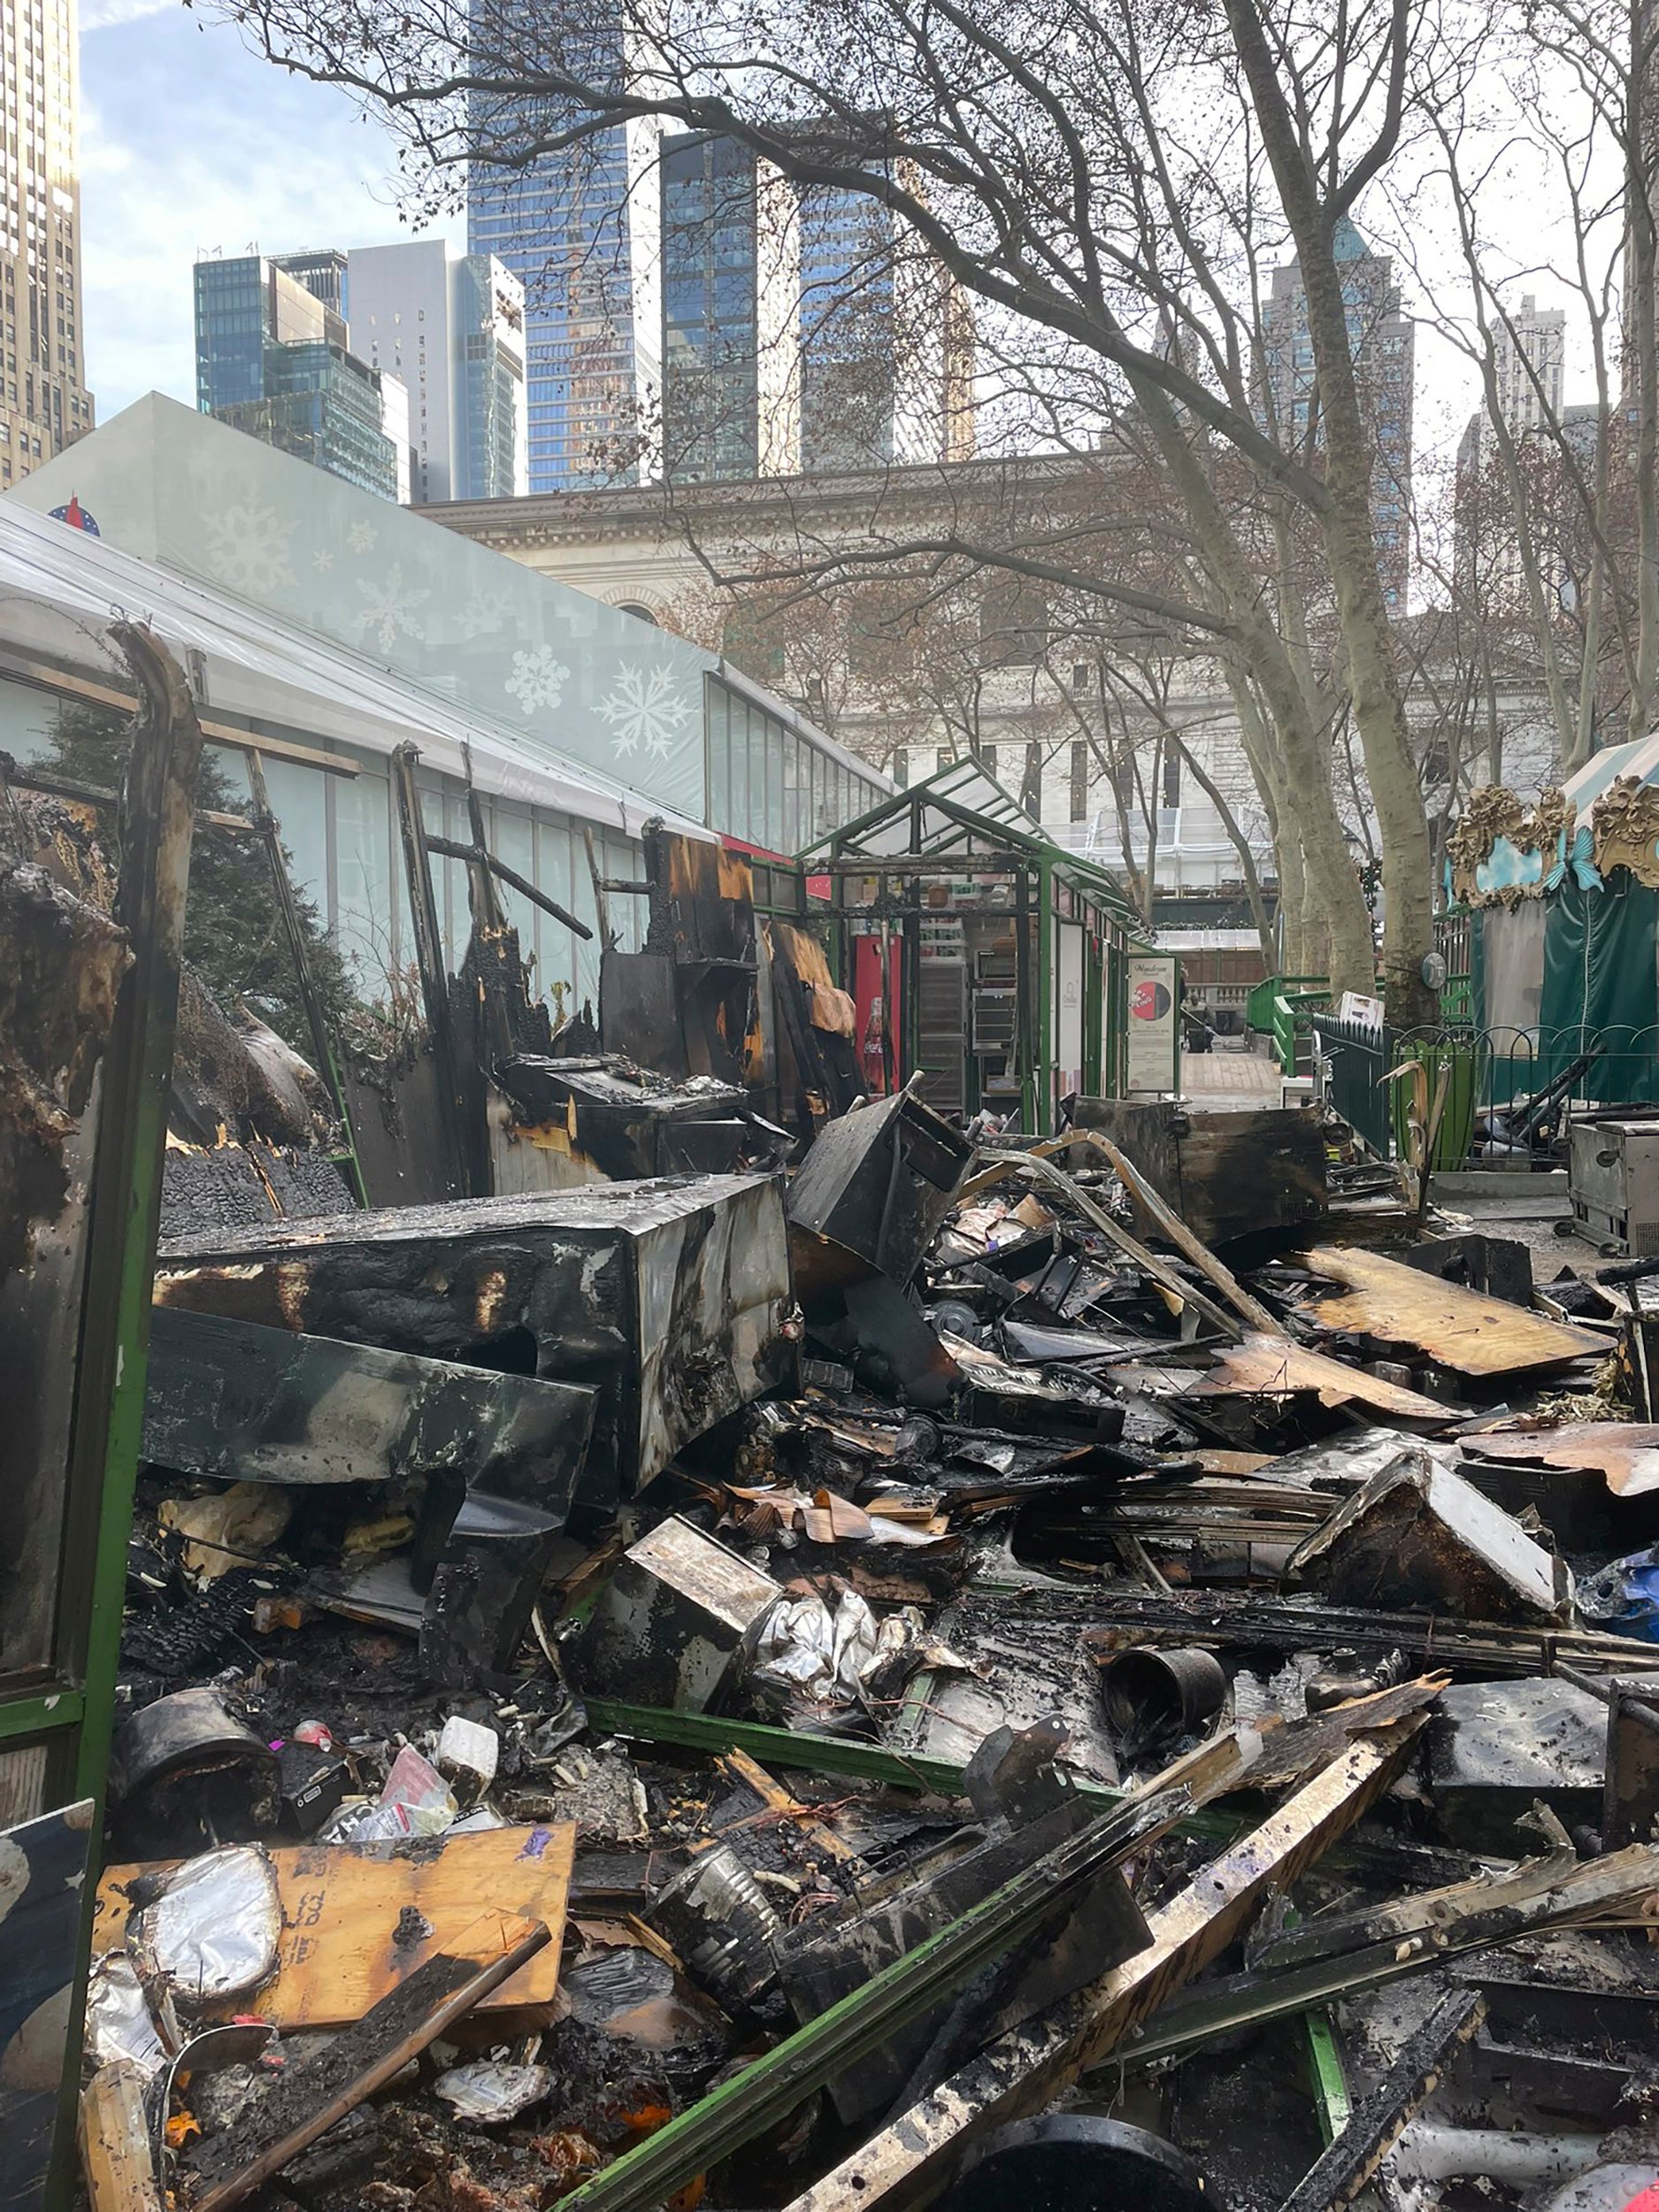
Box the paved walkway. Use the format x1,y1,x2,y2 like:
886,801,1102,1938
1180,1043,1282,1112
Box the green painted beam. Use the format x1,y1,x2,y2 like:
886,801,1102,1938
0,1688,84,1746
582,1699,1240,1840
1303,2009,1353,2142
583,1698,979,1798
558,1787,1183,2212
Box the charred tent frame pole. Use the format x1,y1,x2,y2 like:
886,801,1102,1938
243,749,367,1209
390,742,475,1201
426,832,594,945
50,626,202,2208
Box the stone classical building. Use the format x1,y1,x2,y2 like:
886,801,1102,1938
428,457,1277,895
430,455,1566,933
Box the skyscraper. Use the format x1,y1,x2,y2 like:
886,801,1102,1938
466,13,659,495
194,253,403,501
1490,295,1565,442
347,241,528,503
659,133,974,484
1260,217,1414,607
0,0,95,489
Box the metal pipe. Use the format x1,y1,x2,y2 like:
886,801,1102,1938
1393,2126,1605,2188
426,834,593,940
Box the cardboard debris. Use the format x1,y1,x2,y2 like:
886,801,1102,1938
1460,1419,1659,1496
1187,1332,1449,1418
94,1825,573,2027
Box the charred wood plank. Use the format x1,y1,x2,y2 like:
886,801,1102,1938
1274,1989,1487,2212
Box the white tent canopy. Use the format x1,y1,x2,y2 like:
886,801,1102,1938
0,495,710,841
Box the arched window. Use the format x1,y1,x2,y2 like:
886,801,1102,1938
617,601,659,626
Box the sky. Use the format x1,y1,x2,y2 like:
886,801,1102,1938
78,0,461,420
73,1,1573,492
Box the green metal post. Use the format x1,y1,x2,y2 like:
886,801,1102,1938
54,627,203,2208
1303,2009,1353,2141
1037,855,1054,1134
1085,927,1104,1097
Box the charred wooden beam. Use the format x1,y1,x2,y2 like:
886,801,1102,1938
425,835,593,940
1275,1990,1488,2212
1117,1843,1659,2068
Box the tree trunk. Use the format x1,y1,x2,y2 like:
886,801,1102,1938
1132,375,1375,995
1630,0,1659,738
1225,0,1435,1024
1286,265,1432,1019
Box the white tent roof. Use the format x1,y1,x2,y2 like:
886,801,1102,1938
0,493,710,840
1560,734,1659,821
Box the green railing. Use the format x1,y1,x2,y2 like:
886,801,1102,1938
1247,973,1331,1035
1271,987,1333,1074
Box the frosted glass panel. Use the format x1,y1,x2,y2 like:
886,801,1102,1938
334,766,394,993
263,756,328,921
12,395,710,823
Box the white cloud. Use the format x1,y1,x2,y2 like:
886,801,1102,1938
78,12,461,420
81,0,179,31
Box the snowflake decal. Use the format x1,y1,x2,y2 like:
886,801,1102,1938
197,498,298,599
597,662,695,761
354,563,431,655
348,520,379,554
312,549,335,573
505,644,571,715
456,590,508,641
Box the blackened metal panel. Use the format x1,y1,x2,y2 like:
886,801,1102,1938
0,1801,95,2212
144,1305,595,1506
156,1175,793,1506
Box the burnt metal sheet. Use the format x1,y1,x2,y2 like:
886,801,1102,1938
153,1174,793,1506
1605,1680,1659,1848
1286,1449,1572,1623
495,1056,749,1183
787,1092,972,1300
599,950,686,1075
0,1798,95,2212
1070,1099,1326,1246
1426,1678,1608,1851
1000,1319,1160,1365
143,1305,595,1502
1296,1244,1603,1377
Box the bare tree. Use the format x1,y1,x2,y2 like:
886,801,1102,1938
1398,8,1655,769
219,0,1466,1008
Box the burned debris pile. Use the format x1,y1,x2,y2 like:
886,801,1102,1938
77,1077,1659,2212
